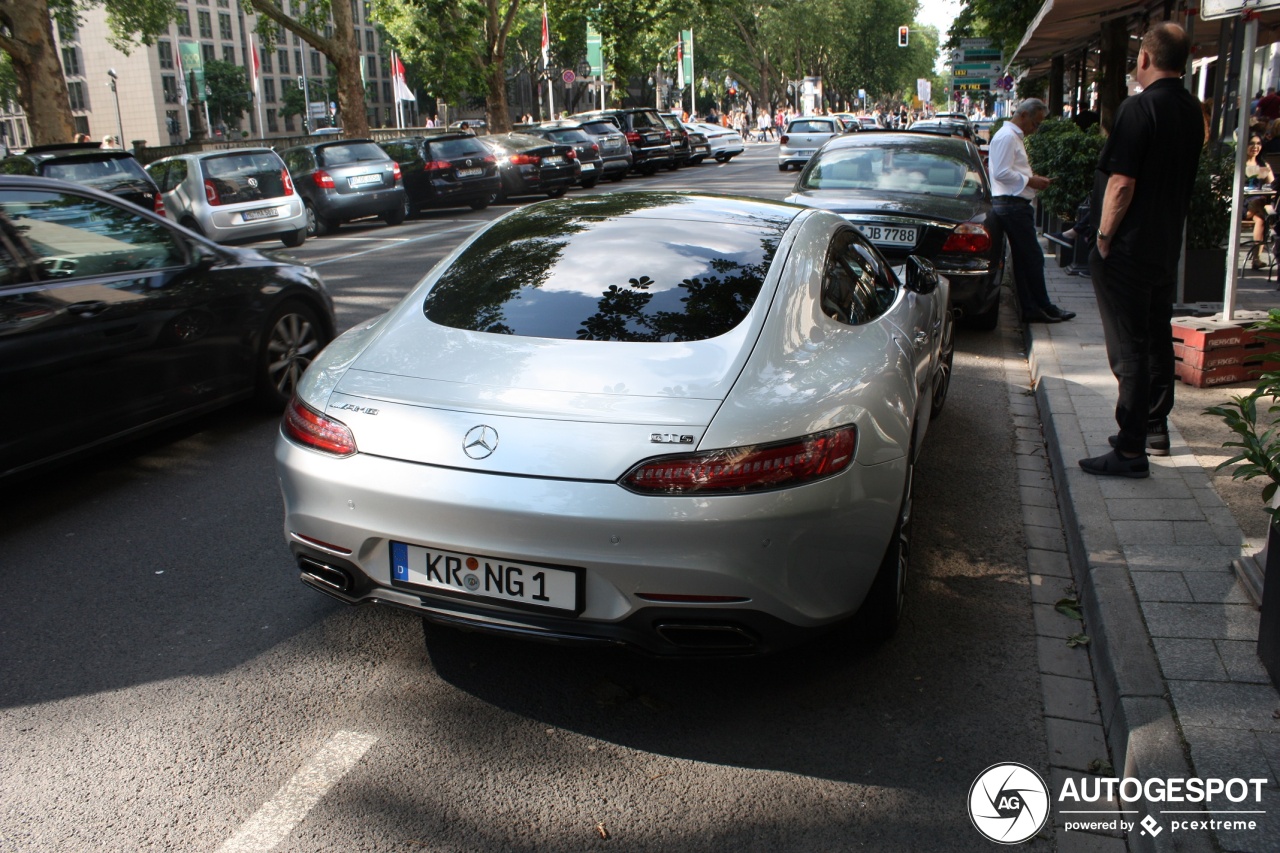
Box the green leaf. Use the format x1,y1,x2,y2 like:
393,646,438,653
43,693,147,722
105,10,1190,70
1066,633,1090,648
1055,597,1083,621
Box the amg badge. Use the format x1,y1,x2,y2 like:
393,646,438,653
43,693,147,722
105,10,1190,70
650,433,695,444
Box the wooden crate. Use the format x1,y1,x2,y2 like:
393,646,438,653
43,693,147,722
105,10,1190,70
1174,360,1266,387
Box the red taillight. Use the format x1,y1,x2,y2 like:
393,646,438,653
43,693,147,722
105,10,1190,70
565,148,577,159
482,155,497,164
624,130,641,144
590,143,599,153
391,162,402,182
509,154,540,165
203,179,220,205
941,222,992,253
282,168,295,196
662,130,671,140
153,193,166,217
621,426,856,495
283,397,357,457
424,160,453,171
780,134,790,145
313,169,335,189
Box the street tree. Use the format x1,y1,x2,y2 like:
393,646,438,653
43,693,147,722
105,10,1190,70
203,58,252,130
947,0,1040,53
243,0,367,137
0,0,177,145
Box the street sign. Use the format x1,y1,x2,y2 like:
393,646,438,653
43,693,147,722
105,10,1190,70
952,71,994,81
959,38,992,48
954,62,1003,73
1201,0,1280,19
955,82,991,91
586,23,603,77
562,70,576,84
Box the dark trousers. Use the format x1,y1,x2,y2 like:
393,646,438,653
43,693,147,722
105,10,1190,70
1088,249,1176,455
992,198,1053,317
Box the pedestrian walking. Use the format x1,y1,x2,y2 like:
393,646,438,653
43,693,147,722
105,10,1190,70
1078,21,1204,479
988,98,1076,325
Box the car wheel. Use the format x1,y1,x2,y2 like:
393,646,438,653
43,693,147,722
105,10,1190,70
469,197,490,211
305,203,332,238
857,452,913,641
382,202,406,226
641,166,658,176
930,308,955,419
546,186,567,199
715,154,728,163
608,171,626,182
280,228,305,248
778,163,788,172
581,177,599,189
667,161,679,171
255,301,328,410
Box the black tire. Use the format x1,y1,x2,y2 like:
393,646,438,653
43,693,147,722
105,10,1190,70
930,310,955,420
581,177,599,189
667,160,680,171
469,197,490,211
546,186,567,199
641,166,658,177
715,154,728,163
305,203,333,237
857,452,913,641
689,157,705,166
778,163,789,172
280,228,305,248
382,202,406,226
608,171,626,182
255,301,328,410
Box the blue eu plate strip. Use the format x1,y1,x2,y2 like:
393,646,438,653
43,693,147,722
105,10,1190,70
392,542,409,582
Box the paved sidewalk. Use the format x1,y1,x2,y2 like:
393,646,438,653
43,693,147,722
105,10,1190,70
1026,248,1280,852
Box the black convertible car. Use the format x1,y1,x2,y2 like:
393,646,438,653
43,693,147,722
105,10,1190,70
785,132,1004,330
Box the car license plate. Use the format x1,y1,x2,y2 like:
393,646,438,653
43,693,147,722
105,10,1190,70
242,207,279,222
579,162,595,171
860,224,918,247
390,541,582,614
456,167,483,177
348,174,382,187
797,149,816,156
543,155,564,165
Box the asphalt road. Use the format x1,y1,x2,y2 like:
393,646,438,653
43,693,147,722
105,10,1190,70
0,142,1052,852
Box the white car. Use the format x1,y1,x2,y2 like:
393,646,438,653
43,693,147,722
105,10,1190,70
274,192,954,655
779,116,843,170
687,122,745,162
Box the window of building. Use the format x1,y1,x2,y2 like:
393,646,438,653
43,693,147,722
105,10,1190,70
166,110,181,136
379,56,389,77
261,50,272,73
201,43,215,64
363,2,371,23
310,51,321,76
177,10,192,37
198,10,212,38
61,46,81,77
263,78,276,103
267,108,277,132
324,25,333,39
365,55,377,79
295,50,303,75
196,0,208,5
364,29,374,53
72,117,88,139
283,113,294,132
217,0,229,6
365,83,377,103
158,40,174,70
351,0,360,24
277,49,289,74
218,12,232,40
222,45,235,64
382,81,392,104
67,81,87,111
57,19,79,42
162,75,179,103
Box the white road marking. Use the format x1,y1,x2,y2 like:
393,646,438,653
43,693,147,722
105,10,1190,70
311,223,483,266
216,730,378,853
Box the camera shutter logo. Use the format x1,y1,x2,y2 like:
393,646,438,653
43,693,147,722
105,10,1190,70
968,762,1050,844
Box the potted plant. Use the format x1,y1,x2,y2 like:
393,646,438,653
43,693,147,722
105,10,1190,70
1183,143,1236,302
1025,118,1104,224
1206,308,1280,689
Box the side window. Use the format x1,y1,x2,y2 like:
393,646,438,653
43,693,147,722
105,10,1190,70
169,159,188,189
0,158,36,176
821,230,898,326
145,161,170,191
0,188,186,281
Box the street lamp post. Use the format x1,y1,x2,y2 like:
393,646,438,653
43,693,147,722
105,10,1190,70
107,68,124,147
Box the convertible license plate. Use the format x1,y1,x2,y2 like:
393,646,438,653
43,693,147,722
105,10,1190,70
860,224,918,247
348,173,382,187
242,207,279,222
390,541,582,614
456,167,483,177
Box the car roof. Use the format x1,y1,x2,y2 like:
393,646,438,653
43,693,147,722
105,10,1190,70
9,146,138,164
819,131,980,156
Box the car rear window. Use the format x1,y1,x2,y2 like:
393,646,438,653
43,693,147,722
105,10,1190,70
317,142,389,166
199,151,288,202
580,121,618,136
543,129,590,144
626,111,664,130
788,120,837,134
423,198,787,342
426,138,490,159
42,155,151,186
801,143,985,198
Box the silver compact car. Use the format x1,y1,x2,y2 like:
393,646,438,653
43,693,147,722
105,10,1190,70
275,192,953,655
779,116,843,170
146,148,307,247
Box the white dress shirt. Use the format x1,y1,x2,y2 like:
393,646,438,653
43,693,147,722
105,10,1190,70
988,122,1036,199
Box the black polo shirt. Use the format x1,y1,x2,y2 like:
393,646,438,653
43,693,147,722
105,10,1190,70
1091,77,1203,275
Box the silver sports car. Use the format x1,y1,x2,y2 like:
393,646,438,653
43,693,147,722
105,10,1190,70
275,192,953,655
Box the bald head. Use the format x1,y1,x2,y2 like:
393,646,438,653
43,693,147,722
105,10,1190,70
1141,21,1190,73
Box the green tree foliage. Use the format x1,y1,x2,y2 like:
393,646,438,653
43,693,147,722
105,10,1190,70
946,0,1040,55
203,58,252,129
1023,118,1103,220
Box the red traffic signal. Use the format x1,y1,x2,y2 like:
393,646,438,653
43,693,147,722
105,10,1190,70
898,26,909,47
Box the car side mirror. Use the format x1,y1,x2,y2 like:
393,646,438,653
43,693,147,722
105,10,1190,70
904,255,939,295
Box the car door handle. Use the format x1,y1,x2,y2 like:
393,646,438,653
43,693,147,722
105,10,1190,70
66,301,109,318
913,331,929,348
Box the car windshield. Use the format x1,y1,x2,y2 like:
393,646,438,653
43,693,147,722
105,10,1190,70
317,142,388,166
801,143,985,199
199,151,287,202
42,156,151,188
423,195,789,342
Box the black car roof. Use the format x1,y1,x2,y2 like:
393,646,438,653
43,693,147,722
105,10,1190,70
9,146,139,164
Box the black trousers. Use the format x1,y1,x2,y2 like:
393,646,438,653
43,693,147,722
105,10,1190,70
1088,248,1176,454
992,198,1052,317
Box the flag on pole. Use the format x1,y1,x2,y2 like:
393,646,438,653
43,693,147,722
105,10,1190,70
175,46,188,106
392,53,414,101
541,4,550,67
676,37,684,90
251,34,265,137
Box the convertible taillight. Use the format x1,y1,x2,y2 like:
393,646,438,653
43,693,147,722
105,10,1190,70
941,222,992,253
621,426,856,495
283,397,357,457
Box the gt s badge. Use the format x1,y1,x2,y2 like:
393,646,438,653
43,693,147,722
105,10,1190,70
651,433,695,444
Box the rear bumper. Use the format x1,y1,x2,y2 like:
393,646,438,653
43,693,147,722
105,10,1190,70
631,145,675,170
315,186,406,222
412,175,500,209
197,198,307,244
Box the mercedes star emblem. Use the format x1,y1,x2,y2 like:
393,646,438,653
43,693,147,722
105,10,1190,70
463,425,499,459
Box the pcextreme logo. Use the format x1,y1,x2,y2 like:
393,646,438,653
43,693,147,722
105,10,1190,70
968,764,1270,844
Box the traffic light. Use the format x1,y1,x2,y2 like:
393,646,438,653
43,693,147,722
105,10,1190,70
898,26,909,47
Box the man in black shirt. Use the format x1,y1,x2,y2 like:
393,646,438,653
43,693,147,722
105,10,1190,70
1079,21,1203,478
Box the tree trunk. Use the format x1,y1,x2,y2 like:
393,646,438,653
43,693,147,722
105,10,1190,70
480,0,520,132
327,0,368,137
486,59,511,131
0,0,75,145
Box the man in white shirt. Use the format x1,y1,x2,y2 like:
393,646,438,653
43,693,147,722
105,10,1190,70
989,99,1076,323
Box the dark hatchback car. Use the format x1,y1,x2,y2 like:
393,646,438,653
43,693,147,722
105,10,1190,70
518,124,606,188
0,175,335,482
379,133,500,214
481,133,580,201
784,132,1005,330
571,108,674,175
573,117,633,182
279,140,407,236
1,143,162,215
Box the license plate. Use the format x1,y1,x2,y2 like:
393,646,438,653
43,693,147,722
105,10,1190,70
390,541,582,614
456,167,483,177
542,156,564,165
859,224,918,247
348,174,382,187
579,162,595,171
797,149,816,156
242,207,279,222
